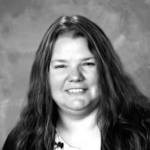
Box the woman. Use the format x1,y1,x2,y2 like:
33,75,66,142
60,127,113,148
2,15,150,150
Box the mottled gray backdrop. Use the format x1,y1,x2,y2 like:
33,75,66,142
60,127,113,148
0,0,150,149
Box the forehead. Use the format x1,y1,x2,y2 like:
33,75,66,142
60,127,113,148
51,36,94,61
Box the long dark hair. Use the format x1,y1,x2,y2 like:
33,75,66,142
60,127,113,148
4,15,150,150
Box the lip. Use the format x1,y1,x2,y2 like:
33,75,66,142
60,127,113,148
65,88,88,94
65,88,88,91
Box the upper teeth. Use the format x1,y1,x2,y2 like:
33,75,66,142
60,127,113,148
68,89,84,93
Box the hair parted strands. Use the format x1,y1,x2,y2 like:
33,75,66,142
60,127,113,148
2,15,150,150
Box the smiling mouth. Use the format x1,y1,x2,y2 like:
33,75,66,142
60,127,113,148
66,88,87,93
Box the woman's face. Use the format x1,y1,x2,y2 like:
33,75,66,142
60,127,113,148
49,35,99,115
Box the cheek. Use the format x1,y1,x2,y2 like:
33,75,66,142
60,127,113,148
89,70,99,85
49,72,66,94
49,75,59,92
49,77,61,104
89,71,99,95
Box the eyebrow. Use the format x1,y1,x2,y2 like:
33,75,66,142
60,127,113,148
51,57,95,63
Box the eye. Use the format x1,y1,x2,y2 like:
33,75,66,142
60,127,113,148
82,62,95,66
54,65,67,69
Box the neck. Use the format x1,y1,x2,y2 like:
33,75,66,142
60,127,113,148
56,108,101,149
57,107,99,134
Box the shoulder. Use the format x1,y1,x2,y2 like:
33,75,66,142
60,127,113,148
2,129,18,150
115,103,150,149
123,102,150,127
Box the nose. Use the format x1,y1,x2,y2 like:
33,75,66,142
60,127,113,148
68,67,84,82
